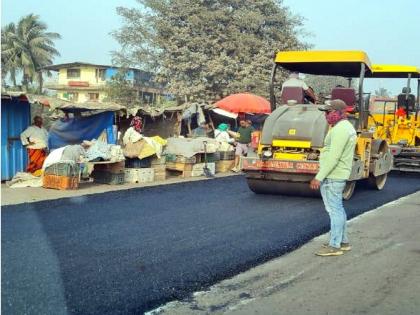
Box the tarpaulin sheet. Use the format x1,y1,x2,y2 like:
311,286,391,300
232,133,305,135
48,112,115,150
165,137,219,158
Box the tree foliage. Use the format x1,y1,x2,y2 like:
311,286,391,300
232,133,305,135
305,75,353,97
112,0,308,102
1,14,61,93
374,87,390,97
103,70,140,108
1,23,20,87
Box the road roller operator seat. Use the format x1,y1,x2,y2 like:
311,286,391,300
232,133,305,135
331,87,359,129
397,87,416,112
331,87,356,112
281,87,305,105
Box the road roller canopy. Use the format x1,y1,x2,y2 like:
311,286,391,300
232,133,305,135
274,50,372,77
367,64,420,78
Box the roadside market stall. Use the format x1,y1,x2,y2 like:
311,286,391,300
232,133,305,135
41,101,127,189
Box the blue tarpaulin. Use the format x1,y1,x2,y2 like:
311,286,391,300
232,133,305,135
48,112,116,150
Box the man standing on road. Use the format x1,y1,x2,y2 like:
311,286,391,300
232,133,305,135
310,99,357,256
20,116,49,175
229,119,254,172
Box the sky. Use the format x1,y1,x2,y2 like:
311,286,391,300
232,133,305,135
2,0,420,95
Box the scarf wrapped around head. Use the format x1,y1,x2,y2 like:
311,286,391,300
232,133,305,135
217,123,229,131
326,110,347,126
130,116,142,132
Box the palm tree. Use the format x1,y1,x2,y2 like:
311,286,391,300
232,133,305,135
1,22,20,87
1,14,61,93
16,14,61,93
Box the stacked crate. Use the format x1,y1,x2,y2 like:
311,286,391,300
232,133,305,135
125,157,152,168
91,161,125,185
124,168,154,184
215,151,235,173
165,154,216,178
124,156,155,184
43,162,80,190
150,155,167,181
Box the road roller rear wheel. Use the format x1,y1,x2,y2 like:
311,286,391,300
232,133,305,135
246,178,320,197
342,181,356,200
367,173,387,190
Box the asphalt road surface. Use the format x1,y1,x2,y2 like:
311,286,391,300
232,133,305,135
2,173,420,315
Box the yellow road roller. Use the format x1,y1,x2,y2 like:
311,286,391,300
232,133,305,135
367,64,420,172
242,50,393,199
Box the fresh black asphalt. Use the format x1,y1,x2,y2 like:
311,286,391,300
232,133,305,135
2,173,420,315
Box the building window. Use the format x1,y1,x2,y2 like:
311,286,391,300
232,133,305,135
63,92,79,101
98,69,106,81
67,68,80,79
89,93,99,101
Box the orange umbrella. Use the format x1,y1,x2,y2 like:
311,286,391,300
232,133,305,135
215,93,271,114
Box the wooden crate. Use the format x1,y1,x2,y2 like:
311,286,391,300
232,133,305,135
154,175,167,181
43,174,79,190
216,160,235,173
151,155,166,168
166,162,215,178
152,164,166,181
92,161,125,173
152,164,166,171
166,162,193,172
124,168,155,184
166,154,198,164
92,170,125,185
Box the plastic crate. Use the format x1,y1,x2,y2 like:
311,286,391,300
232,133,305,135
43,174,79,190
165,154,197,164
190,162,216,176
44,162,80,177
219,151,235,160
164,154,176,162
124,168,154,184
204,152,220,163
92,170,125,185
125,157,152,168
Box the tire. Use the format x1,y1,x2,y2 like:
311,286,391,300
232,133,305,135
367,173,388,190
342,181,356,200
368,140,390,190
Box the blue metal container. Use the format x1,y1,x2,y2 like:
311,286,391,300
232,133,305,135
1,95,31,180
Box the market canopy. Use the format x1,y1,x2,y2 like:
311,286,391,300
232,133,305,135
27,95,125,112
214,93,271,114
53,101,126,113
